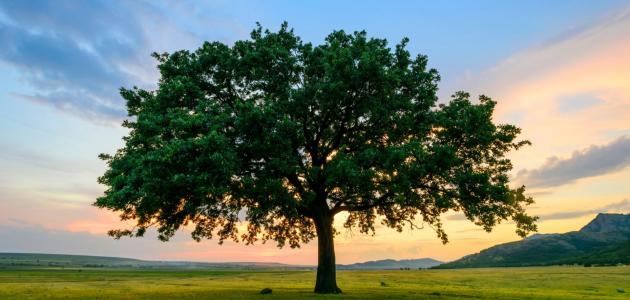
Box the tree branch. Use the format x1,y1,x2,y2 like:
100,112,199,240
331,191,396,215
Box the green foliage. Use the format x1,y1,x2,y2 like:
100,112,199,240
96,23,536,248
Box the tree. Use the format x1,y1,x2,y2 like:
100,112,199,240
96,23,537,294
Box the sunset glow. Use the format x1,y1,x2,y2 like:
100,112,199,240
1,1,629,265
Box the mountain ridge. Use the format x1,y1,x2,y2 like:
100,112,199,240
0,252,307,269
580,213,630,233
0,252,443,270
337,258,442,269
435,213,630,269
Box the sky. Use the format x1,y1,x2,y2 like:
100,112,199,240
1,0,629,264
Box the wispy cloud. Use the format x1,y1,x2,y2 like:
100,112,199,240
454,6,630,179
539,199,630,221
0,221,317,264
557,93,604,113
0,222,166,259
0,1,215,125
445,214,467,221
0,1,144,123
516,136,630,188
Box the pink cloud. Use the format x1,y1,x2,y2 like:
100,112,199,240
64,210,127,235
457,7,630,173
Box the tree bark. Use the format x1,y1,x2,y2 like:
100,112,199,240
313,211,341,294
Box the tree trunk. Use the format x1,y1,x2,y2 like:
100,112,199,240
313,212,341,294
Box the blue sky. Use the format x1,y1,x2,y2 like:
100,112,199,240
1,1,629,263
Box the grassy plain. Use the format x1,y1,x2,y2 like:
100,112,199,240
0,266,628,299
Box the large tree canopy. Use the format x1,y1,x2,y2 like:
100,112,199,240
96,23,537,293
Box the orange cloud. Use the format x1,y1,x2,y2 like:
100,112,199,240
64,210,126,235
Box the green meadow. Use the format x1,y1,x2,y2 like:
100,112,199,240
0,266,628,299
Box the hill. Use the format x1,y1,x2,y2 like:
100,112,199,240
436,213,630,268
0,253,305,269
337,258,442,270
0,252,445,270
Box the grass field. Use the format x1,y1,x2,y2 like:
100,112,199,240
0,266,628,299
